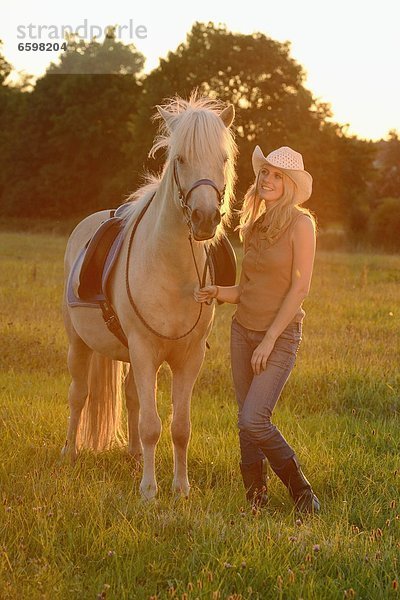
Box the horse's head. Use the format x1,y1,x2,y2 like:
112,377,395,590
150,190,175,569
153,96,237,241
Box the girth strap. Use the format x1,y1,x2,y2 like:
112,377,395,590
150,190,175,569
100,300,128,347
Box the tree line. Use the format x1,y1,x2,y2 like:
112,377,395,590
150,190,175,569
0,23,399,248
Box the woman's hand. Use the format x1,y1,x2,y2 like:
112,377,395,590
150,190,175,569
251,336,275,375
193,284,218,303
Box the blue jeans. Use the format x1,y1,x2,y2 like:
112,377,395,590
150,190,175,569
230,317,302,470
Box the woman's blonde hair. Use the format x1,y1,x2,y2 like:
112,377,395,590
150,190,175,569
237,170,315,247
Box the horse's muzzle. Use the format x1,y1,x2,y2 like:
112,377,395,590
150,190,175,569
190,208,221,241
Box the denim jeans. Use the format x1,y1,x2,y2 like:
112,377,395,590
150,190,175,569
230,317,302,470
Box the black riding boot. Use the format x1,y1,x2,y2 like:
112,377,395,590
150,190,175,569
240,459,268,508
273,455,320,514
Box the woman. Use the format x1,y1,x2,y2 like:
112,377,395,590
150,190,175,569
194,145,320,514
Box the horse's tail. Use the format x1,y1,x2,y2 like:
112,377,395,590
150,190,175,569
76,353,126,452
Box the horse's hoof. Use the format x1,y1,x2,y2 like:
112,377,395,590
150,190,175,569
61,443,77,465
172,482,191,499
140,482,157,501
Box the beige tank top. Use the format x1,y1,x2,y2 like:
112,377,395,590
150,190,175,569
234,209,310,331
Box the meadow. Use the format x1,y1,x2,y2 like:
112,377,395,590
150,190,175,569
0,230,399,599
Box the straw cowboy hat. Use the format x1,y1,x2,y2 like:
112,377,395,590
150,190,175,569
252,145,313,204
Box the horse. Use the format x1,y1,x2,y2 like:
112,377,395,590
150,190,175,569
61,95,237,500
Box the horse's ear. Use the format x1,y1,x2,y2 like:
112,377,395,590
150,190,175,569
156,105,175,131
220,104,235,128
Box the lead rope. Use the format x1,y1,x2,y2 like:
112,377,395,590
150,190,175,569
125,194,212,341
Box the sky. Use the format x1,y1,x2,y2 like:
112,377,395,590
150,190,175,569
2,0,400,141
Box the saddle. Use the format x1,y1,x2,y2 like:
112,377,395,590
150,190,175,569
67,205,237,346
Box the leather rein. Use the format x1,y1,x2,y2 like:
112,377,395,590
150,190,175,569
124,158,224,341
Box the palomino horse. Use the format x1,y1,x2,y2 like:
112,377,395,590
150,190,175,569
62,96,237,499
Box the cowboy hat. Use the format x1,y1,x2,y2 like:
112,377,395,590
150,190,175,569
252,145,313,204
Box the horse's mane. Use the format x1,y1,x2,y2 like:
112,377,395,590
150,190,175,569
122,93,237,242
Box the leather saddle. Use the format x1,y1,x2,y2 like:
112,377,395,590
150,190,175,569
67,205,237,345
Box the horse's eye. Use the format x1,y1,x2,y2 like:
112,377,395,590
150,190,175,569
177,155,184,164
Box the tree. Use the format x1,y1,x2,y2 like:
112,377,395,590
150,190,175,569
0,39,11,85
0,42,25,206
2,31,145,218
373,130,400,199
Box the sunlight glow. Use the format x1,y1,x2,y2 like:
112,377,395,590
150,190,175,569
2,0,399,141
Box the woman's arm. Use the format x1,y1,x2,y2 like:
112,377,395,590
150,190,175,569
193,284,242,304
251,215,316,375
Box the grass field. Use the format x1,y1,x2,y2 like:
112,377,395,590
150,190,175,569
0,230,399,599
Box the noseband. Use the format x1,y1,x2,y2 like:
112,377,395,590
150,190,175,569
173,157,225,228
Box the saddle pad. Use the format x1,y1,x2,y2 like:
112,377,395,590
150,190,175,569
67,215,125,308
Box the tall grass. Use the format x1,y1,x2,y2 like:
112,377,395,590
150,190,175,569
0,231,399,599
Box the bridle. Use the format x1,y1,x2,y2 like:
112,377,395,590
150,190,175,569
123,157,227,341
173,156,225,233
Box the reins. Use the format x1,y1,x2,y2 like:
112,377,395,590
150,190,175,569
124,183,215,341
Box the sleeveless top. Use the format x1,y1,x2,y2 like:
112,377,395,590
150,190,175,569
234,209,310,331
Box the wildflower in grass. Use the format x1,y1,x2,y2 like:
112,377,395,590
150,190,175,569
197,579,202,589
295,518,302,527
107,550,115,557
97,583,110,600
351,525,360,534
187,582,193,591
289,536,297,543
288,569,295,584
313,544,320,553
207,571,214,582
305,553,312,562
241,561,247,569
344,589,356,598
277,575,283,589
393,580,398,590
391,500,396,509
224,562,233,569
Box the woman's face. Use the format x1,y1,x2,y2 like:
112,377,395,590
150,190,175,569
257,165,284,205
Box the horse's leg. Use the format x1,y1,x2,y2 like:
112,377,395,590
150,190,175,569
125,367,142,461
61,333,93,463
130,352,160,500
170,347,205,497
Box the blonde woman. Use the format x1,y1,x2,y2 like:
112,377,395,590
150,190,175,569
194,146,320,513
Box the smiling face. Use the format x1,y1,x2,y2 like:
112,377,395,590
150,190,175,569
257,164,284,206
